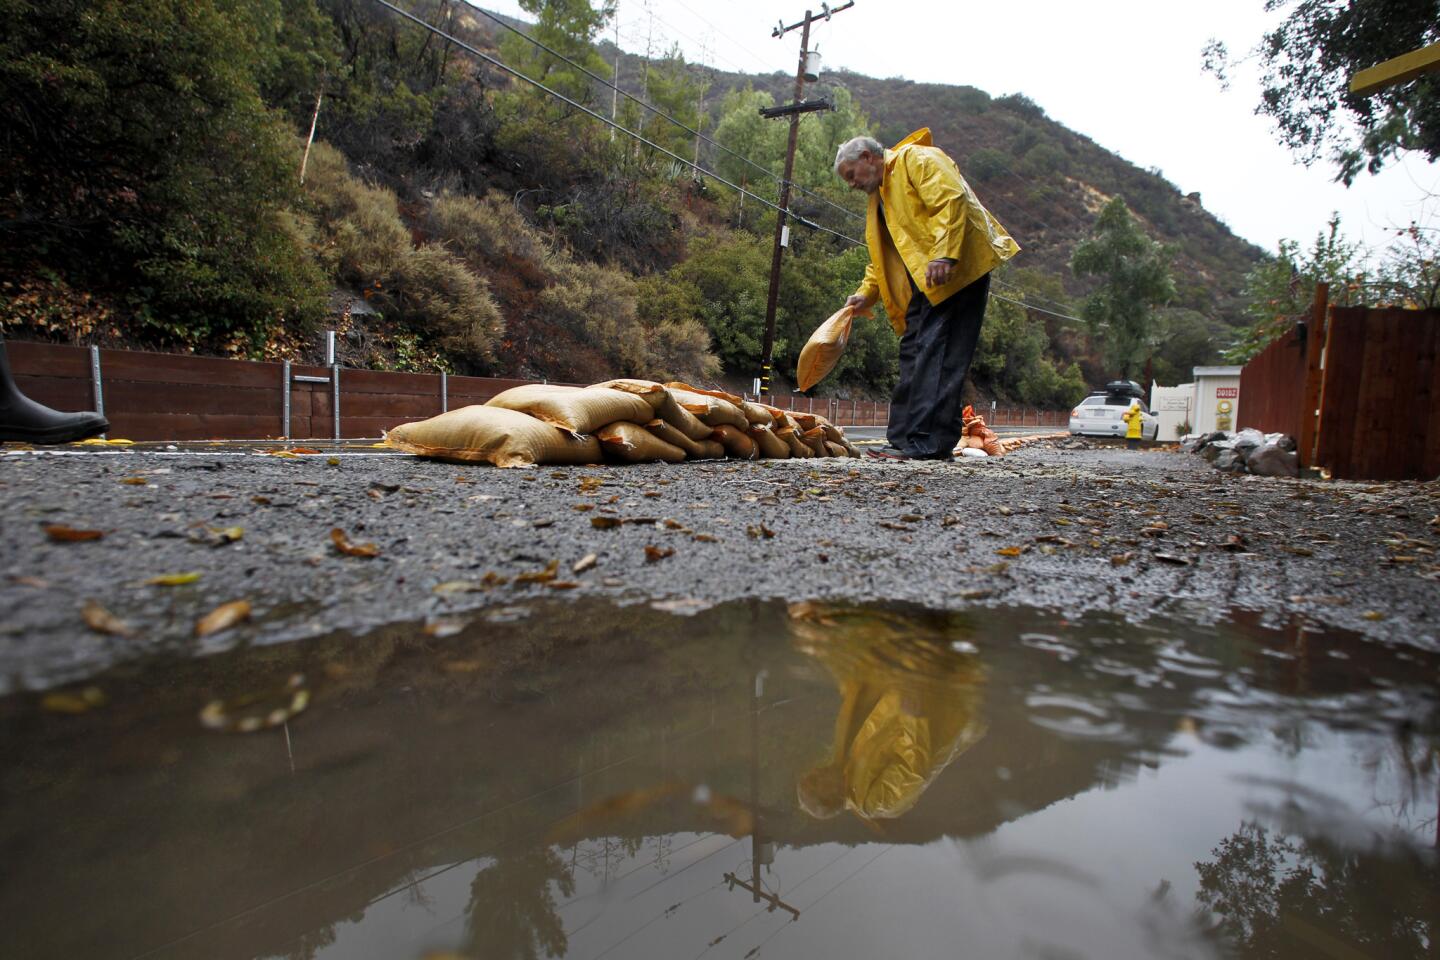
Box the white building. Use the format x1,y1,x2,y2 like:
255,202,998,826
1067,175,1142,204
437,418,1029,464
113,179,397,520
1149,366,1243,439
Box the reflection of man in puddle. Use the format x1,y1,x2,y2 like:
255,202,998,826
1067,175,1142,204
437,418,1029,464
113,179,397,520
789,602,987,822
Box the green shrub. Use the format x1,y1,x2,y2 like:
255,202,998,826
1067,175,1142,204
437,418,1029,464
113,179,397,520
394,245,500,367
965,148,1013,182
427,192,551,268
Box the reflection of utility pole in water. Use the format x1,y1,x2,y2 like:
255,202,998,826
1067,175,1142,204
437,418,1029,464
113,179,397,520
723,669,799,918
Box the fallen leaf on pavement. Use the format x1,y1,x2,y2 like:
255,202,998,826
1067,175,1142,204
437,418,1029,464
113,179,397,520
515,560,560,584
42,687,107,714
1153,553,1192,565
591,516,621,529
432,580,483,595
146,571,202,586
573,553,597,574
996,546,1027,557
120,476,148,486
44,524,104,542
196,600,252,638
331,528,380,558
82,600,132,636
1110,552,1135,566
645,545,675,563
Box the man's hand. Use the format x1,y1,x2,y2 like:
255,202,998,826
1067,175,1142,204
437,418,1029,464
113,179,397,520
925,258,955,288
844,294,874,312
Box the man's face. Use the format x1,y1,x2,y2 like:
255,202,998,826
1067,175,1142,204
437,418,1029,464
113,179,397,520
837,151,882,194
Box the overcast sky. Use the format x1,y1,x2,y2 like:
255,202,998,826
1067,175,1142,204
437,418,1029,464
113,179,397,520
472,0,1437,255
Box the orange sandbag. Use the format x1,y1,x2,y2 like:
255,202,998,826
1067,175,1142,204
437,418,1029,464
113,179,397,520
824,441,849,457
710,424,758,459
796,305,856,392
749,424,791,459
385,405,601,467
982,440,1005,457
597,421,686,463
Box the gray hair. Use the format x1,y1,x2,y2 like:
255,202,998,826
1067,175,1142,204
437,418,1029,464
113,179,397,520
834,136,884,173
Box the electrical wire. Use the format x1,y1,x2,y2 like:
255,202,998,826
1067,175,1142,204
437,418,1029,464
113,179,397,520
458,0,866,227
375,0,866,246
380,1,1086,324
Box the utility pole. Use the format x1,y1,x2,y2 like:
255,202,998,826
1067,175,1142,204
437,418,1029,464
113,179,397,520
757,2,853,398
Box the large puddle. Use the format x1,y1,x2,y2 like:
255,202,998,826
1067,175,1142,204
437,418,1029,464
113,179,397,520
2,599,1437,960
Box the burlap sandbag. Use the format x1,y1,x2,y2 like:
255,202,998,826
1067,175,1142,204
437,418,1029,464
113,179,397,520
825,441,849,458
647,419,721,460
796,305,856,392
668,387,749,429
487,384,652,436
597,421,686,463
821,422,845,444
740,401,773,425
594,378,710,440
591,378,669,411
790,412,820,430
665,381,744,405
776,425,813,457
803,426,832,457
385,405,601,467
710,424,758,459
982,440,1005,457
749,424,791,459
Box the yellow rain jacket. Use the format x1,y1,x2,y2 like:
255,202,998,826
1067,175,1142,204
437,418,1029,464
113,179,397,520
1122,402,1144,439
790,603,987,821
854,128,1020,335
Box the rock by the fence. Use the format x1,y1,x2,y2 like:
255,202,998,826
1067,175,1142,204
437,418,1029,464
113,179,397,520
1200,440,1233,462
1233,428,1267,456
1247,443,1299,478
1212,449,1245,472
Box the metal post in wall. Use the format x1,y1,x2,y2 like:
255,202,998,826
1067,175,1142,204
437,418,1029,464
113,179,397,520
282,360,292,439
440,371,448,413
88,346,106,439
331,363,341,442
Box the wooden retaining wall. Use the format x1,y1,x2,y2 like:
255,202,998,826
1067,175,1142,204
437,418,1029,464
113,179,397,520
8,340,1076,440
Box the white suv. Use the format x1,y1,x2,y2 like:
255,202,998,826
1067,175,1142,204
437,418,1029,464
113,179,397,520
1069,393,1158,440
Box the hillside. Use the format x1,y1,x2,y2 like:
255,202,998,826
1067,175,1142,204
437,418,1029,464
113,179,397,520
1,0,1270,405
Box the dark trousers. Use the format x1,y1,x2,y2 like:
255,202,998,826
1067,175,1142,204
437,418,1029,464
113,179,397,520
887,272,990,458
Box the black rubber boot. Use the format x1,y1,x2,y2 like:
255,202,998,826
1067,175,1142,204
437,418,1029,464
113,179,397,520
0,339,110,444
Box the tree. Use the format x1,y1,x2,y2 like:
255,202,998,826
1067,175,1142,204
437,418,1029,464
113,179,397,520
0,0,326,352
1071,198,1176,379
1203,1,1439,184
499,0,615,107
1224,213,1367,362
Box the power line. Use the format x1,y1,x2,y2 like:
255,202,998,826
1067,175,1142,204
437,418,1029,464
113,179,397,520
382,1,1083,325
459,0,865,228
376,0,862,245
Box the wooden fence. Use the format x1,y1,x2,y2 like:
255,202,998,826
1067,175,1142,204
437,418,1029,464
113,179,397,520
1238,285,1440,480
8,340,1078,440
1237,325,1308,439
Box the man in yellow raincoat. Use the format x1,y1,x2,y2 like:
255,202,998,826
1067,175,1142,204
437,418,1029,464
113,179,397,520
1122,400,1144,449
789,602,987,823
836,129,1019,460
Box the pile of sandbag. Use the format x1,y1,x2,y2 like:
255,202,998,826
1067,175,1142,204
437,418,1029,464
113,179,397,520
951,405,1006,458
384,379,863,468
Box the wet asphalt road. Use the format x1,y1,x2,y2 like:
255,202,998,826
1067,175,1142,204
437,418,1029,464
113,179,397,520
2,440,1437,692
